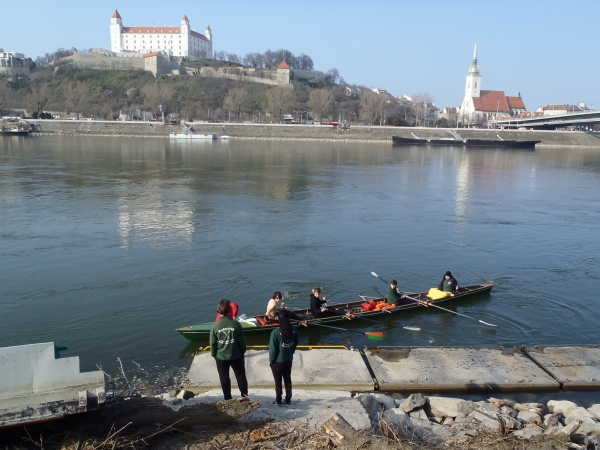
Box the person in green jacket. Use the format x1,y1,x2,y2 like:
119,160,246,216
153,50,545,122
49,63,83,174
210,299,248,400
268,309,298,405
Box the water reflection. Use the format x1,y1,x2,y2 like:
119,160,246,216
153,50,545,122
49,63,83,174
118,199,194,248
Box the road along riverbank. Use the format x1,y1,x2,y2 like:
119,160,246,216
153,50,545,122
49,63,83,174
30,119,600,147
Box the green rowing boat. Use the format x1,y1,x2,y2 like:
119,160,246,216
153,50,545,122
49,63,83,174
176,282,493,342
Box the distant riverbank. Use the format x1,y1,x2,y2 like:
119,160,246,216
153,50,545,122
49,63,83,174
30,119,600,147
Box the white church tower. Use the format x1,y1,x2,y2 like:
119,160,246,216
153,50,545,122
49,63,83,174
460,44,482,117
110,10,123,53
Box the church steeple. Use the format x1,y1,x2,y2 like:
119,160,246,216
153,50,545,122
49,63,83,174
464,43,481,99
468,43,480,75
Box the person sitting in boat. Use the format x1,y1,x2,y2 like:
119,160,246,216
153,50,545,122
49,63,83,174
309,287,343,318
438,271,460,294
216,301,239,322
266,291,283,321
387,279,407,306
310,287,331,318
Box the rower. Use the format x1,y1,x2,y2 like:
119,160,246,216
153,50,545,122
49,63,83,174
266,291,283,320
438,271,460,294
387,280,414,306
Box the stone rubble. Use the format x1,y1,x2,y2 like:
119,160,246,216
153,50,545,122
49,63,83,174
355,392,600,448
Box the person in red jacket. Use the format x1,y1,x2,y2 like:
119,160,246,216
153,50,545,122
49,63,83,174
216,301,239,322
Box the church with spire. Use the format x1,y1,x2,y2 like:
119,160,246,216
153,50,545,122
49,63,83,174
110,10,212,60
459,44,526,123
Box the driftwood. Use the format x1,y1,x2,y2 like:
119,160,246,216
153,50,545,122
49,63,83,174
97,397,257,429
321,412,370,448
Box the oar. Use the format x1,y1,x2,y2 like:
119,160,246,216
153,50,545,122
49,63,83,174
371,272,497,327
295,320,383,341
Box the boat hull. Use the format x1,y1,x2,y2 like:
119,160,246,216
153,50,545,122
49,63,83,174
392,135,540,149
176,282,493,342
170,133,217,140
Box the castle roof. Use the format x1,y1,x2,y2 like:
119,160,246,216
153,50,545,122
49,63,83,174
182,14,189,21
206,25,211,31
112,10,121,19
123,27,181,34
277,61,289,69
144,51,160,58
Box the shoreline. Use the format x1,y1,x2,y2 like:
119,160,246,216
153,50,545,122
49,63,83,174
22,119,600,148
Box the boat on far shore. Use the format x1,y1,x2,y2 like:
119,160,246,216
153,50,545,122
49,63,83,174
169,123,228,141
392,132,540,149
0,121,36,136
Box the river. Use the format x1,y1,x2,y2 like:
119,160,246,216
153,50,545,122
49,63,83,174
1,136,599,377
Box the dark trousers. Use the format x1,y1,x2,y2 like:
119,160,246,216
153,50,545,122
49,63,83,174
270,359,293,404
214,355,248,400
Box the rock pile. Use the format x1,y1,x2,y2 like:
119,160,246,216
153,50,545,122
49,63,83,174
357,393,600,448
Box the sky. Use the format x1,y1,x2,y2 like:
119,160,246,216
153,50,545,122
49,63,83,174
3,0,598,111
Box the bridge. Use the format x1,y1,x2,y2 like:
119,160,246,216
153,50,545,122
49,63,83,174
490,110,600,131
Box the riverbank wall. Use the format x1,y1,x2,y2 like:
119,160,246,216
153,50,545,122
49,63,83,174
31,119,600,147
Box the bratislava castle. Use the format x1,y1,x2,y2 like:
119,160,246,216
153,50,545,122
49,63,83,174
110,10,212,59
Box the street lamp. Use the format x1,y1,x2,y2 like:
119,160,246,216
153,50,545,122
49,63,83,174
495,100,500,128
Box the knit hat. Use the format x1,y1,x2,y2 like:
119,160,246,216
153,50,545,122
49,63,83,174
445,271,452,277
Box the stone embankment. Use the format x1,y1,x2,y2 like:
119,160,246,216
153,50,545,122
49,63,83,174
358,392,600,448
161,387,600,448
31,119,600,147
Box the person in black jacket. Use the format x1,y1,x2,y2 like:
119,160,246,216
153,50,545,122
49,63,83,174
438,271,459,294
269,309,298,405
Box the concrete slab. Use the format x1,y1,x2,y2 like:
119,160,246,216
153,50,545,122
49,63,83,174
522,345,600,390
188,348,375,391
0,342,105,428
188,388,372,430
365,347,559,393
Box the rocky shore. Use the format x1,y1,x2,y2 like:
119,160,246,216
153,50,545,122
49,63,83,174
357,392,600,448
146,388,600,449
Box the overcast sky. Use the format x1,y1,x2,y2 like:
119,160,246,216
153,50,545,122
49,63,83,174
3,0,597,110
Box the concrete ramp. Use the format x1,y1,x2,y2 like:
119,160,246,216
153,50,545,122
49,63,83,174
365,347,559,393
0,342,105,428
188,348,375,391
522,345,600,390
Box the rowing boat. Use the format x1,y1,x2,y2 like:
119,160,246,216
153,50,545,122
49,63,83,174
176,282,493,342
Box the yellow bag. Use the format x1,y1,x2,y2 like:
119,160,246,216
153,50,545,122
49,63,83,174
427,288,454,300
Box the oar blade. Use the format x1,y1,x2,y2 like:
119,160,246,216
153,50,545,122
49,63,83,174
403,326,421,331
365,331,383,341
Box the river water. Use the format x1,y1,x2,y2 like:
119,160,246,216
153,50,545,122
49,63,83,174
1,136,600,375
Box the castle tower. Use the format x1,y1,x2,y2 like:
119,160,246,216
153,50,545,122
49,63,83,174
465,43,481,99
205,25,212,42
277,60,290,85
181,14,190,35
110,10,123,53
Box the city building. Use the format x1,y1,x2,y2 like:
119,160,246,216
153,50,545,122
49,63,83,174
0,50,29,75
110,10,212,60
459,44,526,122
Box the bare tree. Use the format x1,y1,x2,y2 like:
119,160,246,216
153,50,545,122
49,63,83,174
411,92,434,126
141,82,174,117
266,87,294,123
243,52,264,69
223,87,250,122
325,68,340,84
63,81,89,119
359,91,385,125
307,89,334,121
0,80,10,115
23,82,52,118
297,53,314,71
